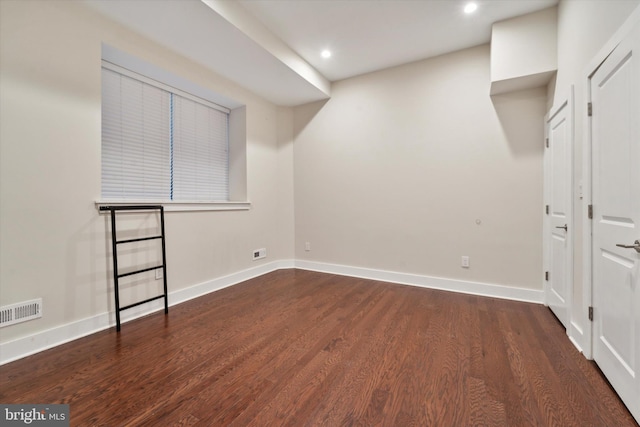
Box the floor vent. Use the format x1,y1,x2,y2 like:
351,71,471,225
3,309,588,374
0,299,42,328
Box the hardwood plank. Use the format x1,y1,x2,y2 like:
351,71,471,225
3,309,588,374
477,300,534,426
0,270,637,426
299,284,415,426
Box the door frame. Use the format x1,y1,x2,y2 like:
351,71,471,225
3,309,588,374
543,86,574,331
582,5,640,360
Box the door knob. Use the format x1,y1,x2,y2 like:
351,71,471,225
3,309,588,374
555,224,568,232
616,240,640,253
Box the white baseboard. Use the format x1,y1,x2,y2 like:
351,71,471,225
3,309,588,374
0,260,295,365
1,258,542,365
294,260,544,304
569,320,589,358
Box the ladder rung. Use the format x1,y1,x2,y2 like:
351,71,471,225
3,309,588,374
120,294,166,311
117,265,163,279
116,235,163,244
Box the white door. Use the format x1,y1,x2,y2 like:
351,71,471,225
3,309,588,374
545,99,572,329
591,21,640,422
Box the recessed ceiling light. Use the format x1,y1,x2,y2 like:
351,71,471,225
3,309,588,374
464,2,478,14
321,50,332,59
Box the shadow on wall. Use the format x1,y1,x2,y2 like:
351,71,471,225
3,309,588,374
293,98,330,140
491,87,548,157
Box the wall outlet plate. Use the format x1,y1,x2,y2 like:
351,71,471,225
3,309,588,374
461,256,470,268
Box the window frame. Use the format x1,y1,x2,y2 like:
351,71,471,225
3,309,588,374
97,45,249,212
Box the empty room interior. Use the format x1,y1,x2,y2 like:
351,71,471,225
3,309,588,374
1,0,639,425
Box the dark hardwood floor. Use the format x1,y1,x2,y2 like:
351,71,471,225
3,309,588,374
1,269,637,426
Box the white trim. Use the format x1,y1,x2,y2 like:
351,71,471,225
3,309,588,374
0,260,294,365
294,260,544,304
580,3,640,361
569,320,586,354
543,86,575,340
543,111,550,307
548,96,570,123
95,200,251,212
170,259,292,306
568,329,585,354
0,259,545,365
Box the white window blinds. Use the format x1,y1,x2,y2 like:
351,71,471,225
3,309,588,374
101,65,229,201
172,96,229,201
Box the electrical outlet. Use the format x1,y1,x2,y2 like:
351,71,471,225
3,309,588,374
253,248,267,260
155,269,163,280
461,256,470,268
305,242,311,251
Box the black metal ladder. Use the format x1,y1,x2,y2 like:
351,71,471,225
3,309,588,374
101,205,169,331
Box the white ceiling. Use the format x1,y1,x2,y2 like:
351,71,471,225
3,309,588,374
86,0,558,106
238,0,558,82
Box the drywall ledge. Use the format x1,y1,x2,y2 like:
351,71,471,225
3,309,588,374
201,0,330,98
490,70,557,96
85,0,330,107
490,7,557,95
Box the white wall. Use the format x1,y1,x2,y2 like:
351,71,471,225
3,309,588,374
0,0,294,348
294,45,547,291
276,107,296,258
551,0,640,340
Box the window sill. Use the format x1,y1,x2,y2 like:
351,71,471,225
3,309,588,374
95,200,251,213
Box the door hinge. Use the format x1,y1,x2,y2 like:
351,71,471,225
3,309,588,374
588,204,593,219
545,271,549,281
546,205,550,215
588,306,594,321
588,102,593,117
545,137,549,148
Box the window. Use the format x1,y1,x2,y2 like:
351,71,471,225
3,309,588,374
101,62,230,202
